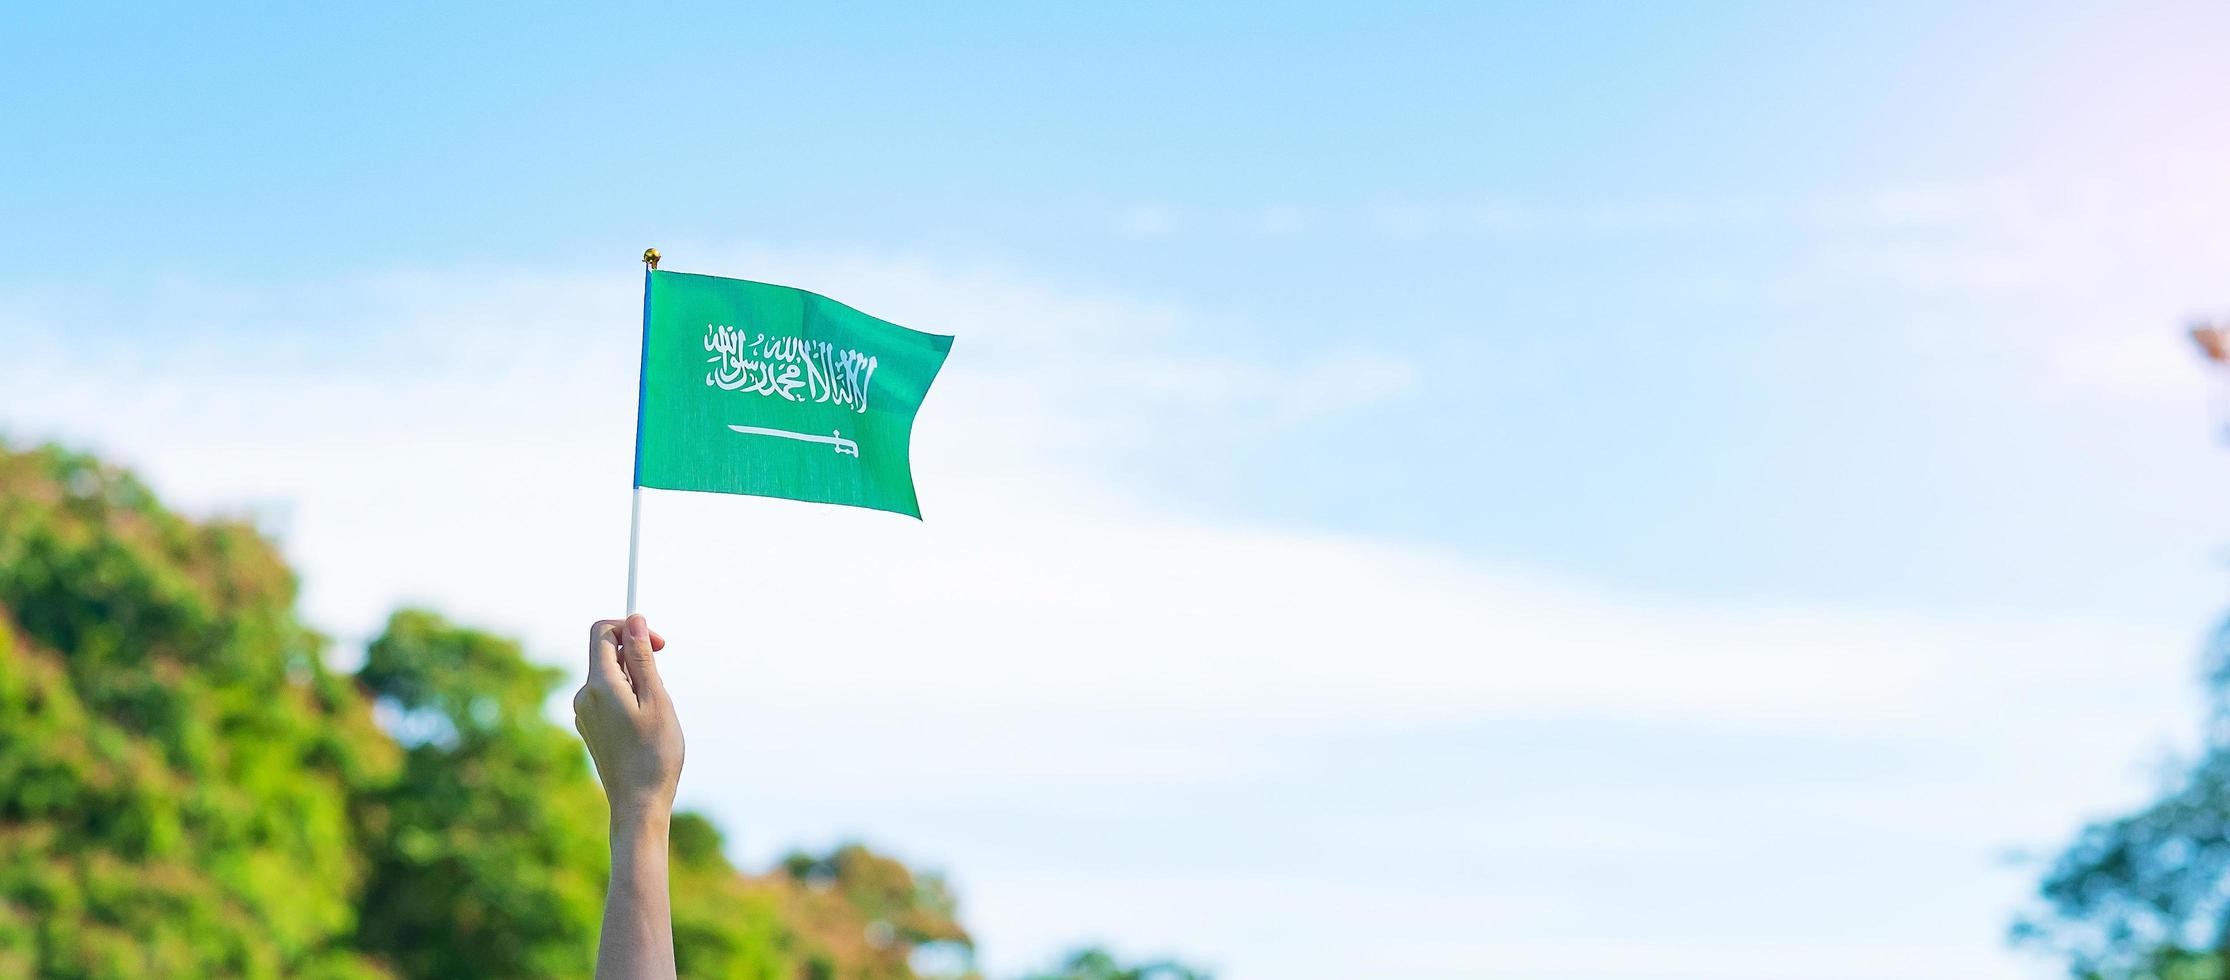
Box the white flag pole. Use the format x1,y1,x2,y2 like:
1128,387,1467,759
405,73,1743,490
625,486,643,616
627,248,660,616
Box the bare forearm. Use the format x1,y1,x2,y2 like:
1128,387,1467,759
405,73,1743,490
577,615,685,980
596,812,676,980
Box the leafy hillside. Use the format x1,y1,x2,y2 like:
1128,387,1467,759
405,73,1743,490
0,442,974,979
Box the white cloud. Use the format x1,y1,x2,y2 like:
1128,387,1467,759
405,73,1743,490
0,251,2199,978
2,252,2167,732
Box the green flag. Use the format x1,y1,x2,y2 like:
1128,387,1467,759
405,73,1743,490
631,268,953,518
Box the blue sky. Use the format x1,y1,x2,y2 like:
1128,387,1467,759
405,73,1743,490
8,3,2230,977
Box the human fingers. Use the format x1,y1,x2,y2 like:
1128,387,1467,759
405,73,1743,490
587,619,628,691
621,614,668,703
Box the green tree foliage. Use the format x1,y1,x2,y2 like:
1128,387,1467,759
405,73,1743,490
1017,947,1211,980
2021,619,2230,978
347,611,978,980
0,440,1175,979
781,844,970,957
351,609,610,978
0,443,396,978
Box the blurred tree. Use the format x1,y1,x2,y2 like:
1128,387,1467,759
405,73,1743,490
668,812,802,980
0,440,1148,980
350,609,611,978
0,443,397,978
782,843,970,951
2020,618,2230,978
347,612,979,980
1017,947,1210,980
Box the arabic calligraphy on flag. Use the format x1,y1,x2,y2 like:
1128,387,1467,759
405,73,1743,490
702,324,879,412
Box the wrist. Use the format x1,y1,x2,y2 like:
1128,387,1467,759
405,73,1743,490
609,800,672,845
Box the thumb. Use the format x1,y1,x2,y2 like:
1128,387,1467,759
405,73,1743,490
622,614,666,700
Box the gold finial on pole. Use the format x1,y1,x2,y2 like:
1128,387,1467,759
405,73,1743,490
642,247,661,270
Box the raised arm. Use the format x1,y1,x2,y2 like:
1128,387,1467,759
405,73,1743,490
575,615,687,980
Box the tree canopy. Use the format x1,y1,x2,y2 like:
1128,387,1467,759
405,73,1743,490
0,440,1184,979
2021,618,2230,979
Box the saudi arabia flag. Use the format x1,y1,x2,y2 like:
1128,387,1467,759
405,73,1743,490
632,269,953,518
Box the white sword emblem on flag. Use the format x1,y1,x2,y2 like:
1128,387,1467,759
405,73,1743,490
727,424,861,457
